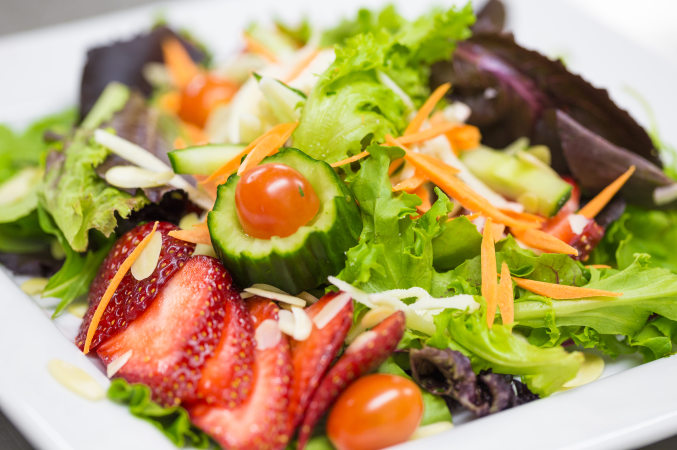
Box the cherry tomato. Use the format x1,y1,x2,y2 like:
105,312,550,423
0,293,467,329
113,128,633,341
235,163,320,239
178,74,236,127
327,374,424,450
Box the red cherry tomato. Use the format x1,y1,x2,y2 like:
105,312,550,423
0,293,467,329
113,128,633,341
235,163,320,239
327,374,424,450
178,73,236,127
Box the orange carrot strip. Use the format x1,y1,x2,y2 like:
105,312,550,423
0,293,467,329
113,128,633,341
414,185,432,214
388,158,404,175
497,262,514,325
498,208,545,224
586,264,612,269
395,142,537,230
330,151,370,168
512,227,579,256
578,166,636,219
405,83,451,135
237,122,298,175
243,32,278,63
168,223,212,245
481,217,498,328
447,124,481,154
162,38,200,89
396,122,458,145
83,222,159,354
490,222,506,243
392,173,427,192
283,47,320,83
158,91,181,113
512,277,622,299
464,212,481,221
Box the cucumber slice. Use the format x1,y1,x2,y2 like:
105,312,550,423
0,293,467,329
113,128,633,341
208,148,362,293
168,144,245,175
460,147,572,217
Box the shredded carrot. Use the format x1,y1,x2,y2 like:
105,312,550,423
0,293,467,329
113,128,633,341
388,158,404,175
83,222,159,354
168,223,212,245
181,121,209,146
243,32,278,63
464,212,481,221
447,124,482,154
497,262,514,326
512,227,579,256
392,173,427,192
162,38,200,89
498,208,545,224
395,122,458,145
490,222,506,243
512,277,621,299
237,122,298,175
158,91,181,113
578,166,636,219
405,83,451,135
586,264,612,269
395,141,538,230
481,217,498,328
202,122,297,189
283,47,320,83
330,151,370,168
414,185,432,214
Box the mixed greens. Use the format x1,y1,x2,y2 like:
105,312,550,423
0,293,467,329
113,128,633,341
2,1,677,449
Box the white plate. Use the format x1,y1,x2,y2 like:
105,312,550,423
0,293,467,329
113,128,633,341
1,1,676,449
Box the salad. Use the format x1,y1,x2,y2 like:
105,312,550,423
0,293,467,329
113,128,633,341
2,0,677,449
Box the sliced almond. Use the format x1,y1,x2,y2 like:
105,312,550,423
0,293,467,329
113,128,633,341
410,421,454,440
277,309,296,337
243,287,306,306
130,230,162,281
47,359,105,401
20,277,48,295
312,292,351,330
255,319,282,350
106,350,133,378
193,243,217,257
179,212,201,230
66,302,89,319
291,306,312,341
567,214,589,235
104,166,174,189
297,291,319,304
346,306,396,344
561,353,604,390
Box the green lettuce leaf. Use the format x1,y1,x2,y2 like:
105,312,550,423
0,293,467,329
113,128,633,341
320,5,406,47
39,83,148,252
514,256,677,337
428,307,583,397
293,5,474,163
107,379,211,449
628,317,677,361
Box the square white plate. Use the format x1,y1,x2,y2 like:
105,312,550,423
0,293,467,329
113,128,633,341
1,1,676,449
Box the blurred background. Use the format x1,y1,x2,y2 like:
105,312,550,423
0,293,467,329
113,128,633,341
0,0,676,449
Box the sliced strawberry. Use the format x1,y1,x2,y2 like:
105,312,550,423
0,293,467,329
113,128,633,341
97,256,232,406
190,298,293,450
297,311,406,449
569,219,605,262
76,222,195,351
289,292,353,429
195,290,255,407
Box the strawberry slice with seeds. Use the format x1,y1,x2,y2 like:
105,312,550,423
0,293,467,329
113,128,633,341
288,292,353,429
97,256,232,406
76,222,195,351
297,311,406,449
196,290,255,407
190,298,293,450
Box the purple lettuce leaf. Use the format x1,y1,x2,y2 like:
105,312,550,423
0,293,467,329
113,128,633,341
473,0,506,34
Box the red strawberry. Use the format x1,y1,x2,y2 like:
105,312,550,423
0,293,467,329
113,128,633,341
76,222,195,351
97,256,233,406
195,290,255,407
289,292,353,429
297,311,406,449
190,298,294,450
570,219,605,262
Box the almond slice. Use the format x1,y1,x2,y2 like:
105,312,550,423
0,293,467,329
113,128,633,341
410,422,454,440
130,230,162,281
346,306,396,344
297,291,319,305
312,292,351,330
47,359,105,401
192,243,217,257
277,309,296,337
561,353,604,390
106,350,133,378
20,277,48,295
291,306,312,341
255,319,282,350
104,166,174,189
66,302,88,319
243,287,306,306
179,212,201,230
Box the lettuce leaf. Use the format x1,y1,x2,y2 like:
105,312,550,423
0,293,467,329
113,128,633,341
428,308,583,396
107,379,210,449
39,83,148,252
293,5,474,163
